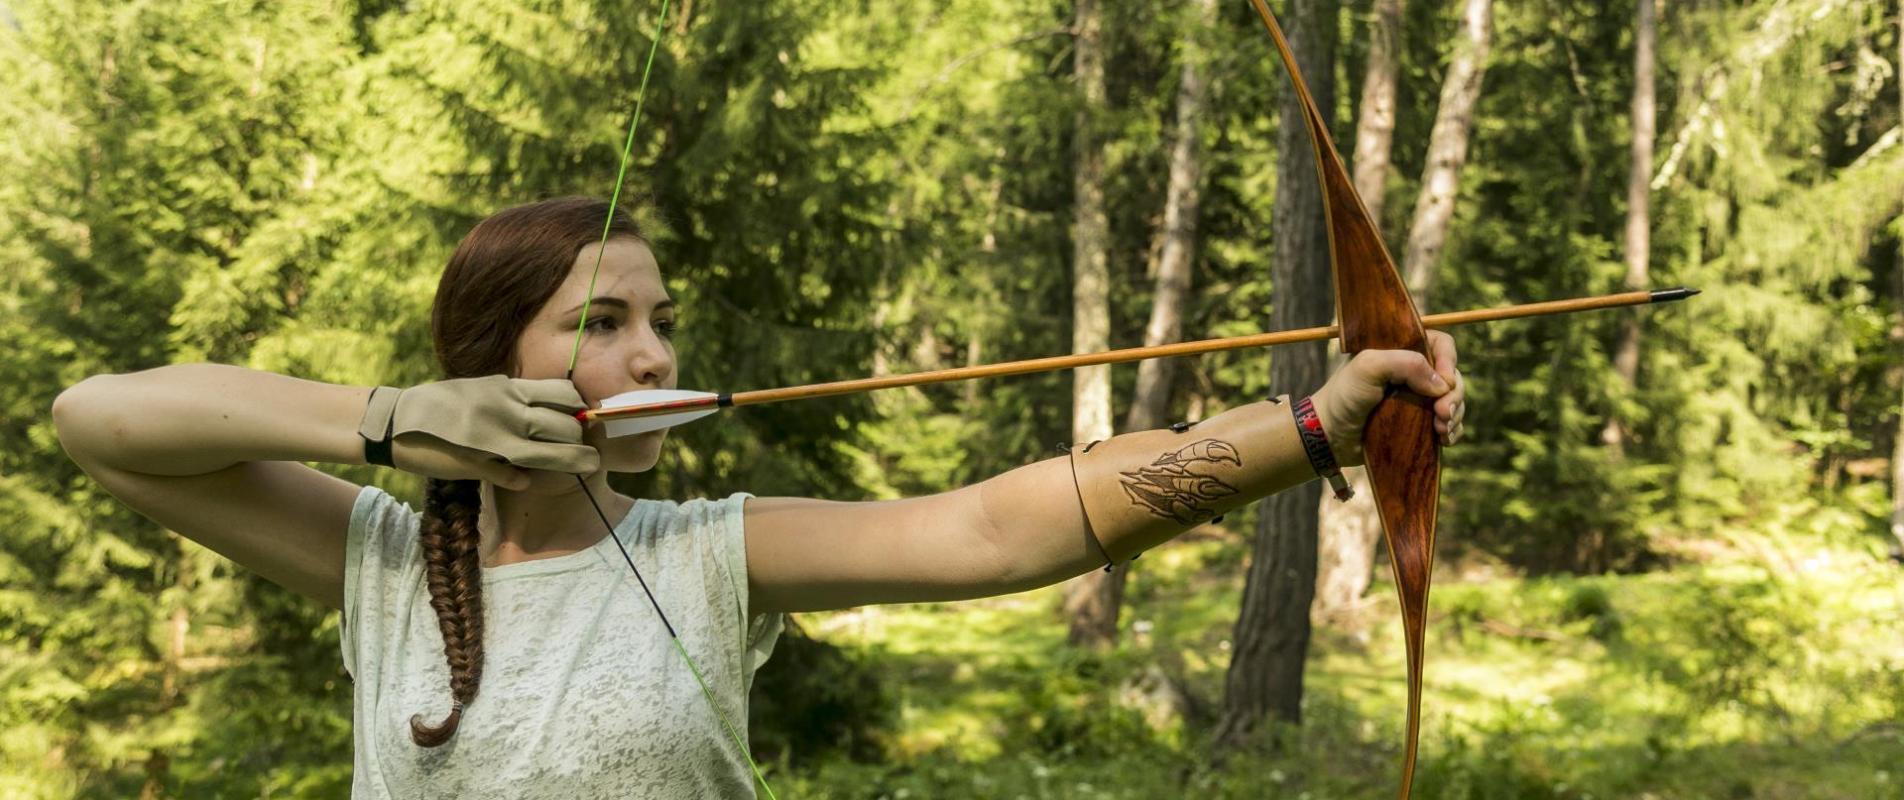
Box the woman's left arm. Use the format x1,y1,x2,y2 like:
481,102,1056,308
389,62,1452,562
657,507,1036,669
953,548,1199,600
745,332,1466,615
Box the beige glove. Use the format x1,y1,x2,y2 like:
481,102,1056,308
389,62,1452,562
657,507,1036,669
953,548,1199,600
358,376,600,486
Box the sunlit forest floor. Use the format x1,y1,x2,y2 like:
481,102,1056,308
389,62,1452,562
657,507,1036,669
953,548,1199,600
781,503,1904,799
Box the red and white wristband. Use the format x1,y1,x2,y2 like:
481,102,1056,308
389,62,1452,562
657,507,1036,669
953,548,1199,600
1292,395,1354,502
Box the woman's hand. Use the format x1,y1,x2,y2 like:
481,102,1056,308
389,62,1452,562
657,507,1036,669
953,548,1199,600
378,376,601,489
1309,330,1466,468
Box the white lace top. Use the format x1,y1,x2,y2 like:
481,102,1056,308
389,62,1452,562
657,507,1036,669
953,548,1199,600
341,485,783,798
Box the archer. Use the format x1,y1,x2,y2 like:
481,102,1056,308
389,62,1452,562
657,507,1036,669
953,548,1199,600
52,195,1465,798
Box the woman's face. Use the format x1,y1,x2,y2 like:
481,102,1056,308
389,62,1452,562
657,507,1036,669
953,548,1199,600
514,237,678,474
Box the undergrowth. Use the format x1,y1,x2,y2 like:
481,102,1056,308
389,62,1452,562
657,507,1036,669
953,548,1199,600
764,502,1904,799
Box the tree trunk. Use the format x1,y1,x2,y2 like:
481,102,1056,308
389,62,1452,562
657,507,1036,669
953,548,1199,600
1400,0,1494,308
1214,0,1338,753
1128,0,1215,436
1350,0,1406,223
1062,0,1120,649
1602,0,1657,454
1072,0,1222,647
142,542,193,800
1892,0,1903,561
1314,0,1407,628
1313,466,1381,627
1893,237,1904,560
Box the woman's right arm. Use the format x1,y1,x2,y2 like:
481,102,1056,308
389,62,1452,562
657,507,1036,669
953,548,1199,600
52,364,375,611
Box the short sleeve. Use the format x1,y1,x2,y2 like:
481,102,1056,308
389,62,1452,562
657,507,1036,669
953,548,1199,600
705,493,783,684
341,484,420,680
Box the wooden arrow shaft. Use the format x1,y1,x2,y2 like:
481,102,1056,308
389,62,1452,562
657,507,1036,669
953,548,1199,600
583,288,1694,423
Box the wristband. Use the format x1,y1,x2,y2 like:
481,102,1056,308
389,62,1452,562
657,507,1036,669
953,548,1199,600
1293,395,1353,501
359,386,401,468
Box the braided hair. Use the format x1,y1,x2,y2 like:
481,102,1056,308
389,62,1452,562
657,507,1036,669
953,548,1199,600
409,196,643,746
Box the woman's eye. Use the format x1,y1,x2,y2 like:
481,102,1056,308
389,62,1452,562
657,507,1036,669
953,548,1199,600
584,316,619,333
656,320,681,338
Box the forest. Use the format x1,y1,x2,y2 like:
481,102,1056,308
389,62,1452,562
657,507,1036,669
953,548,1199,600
3,0,1902,797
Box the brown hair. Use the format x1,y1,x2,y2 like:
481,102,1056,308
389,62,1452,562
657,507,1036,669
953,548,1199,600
410,196,644,747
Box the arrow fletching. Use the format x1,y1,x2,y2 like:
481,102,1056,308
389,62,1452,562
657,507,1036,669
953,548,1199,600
590,389,725,437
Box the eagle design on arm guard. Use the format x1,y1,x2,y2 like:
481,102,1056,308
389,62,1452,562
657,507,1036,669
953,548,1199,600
1118,439,1243,525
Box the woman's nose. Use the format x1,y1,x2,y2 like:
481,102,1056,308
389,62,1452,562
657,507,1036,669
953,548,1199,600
625,329,673,386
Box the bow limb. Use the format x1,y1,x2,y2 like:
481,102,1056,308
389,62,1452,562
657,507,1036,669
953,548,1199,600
1247,3,1441,798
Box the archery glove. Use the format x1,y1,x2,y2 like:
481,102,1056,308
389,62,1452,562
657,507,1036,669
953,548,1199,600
358,376,600,476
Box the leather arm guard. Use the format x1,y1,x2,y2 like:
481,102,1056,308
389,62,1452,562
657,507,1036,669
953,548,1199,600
1061,396,1316,570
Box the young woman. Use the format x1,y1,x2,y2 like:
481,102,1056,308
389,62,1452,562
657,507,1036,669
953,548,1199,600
52,196,1465,797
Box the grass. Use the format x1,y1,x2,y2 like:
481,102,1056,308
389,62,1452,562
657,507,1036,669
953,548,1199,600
773,512,1904,799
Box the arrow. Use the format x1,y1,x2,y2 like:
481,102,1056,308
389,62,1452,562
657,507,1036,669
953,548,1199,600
579,287,1698,433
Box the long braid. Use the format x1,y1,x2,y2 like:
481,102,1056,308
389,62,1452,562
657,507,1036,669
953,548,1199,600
413,196,644,748
410,476,486,747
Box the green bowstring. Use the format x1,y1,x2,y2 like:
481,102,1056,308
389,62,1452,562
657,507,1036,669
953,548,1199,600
567,0,672,375
566,2,780,797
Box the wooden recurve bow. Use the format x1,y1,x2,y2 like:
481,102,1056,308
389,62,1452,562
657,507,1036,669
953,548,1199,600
1245,2,1440,797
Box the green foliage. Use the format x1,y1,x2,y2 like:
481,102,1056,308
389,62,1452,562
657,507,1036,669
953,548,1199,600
1557,581,1623,641
750,620,897,766
3,0,1903,794
1622,574,1812,714
787,529,1903,799
1000,651,1160,758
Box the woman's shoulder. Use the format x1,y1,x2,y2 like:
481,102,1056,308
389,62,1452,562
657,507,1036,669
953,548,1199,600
351,483,420,538
347,483,426,579
629,491,753,535
624,492,754,583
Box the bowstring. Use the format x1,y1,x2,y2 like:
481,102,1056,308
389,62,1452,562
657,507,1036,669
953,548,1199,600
567,3,779,796
566,0,671,376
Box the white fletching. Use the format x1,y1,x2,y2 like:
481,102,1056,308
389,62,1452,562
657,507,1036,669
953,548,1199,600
596,389,723,437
